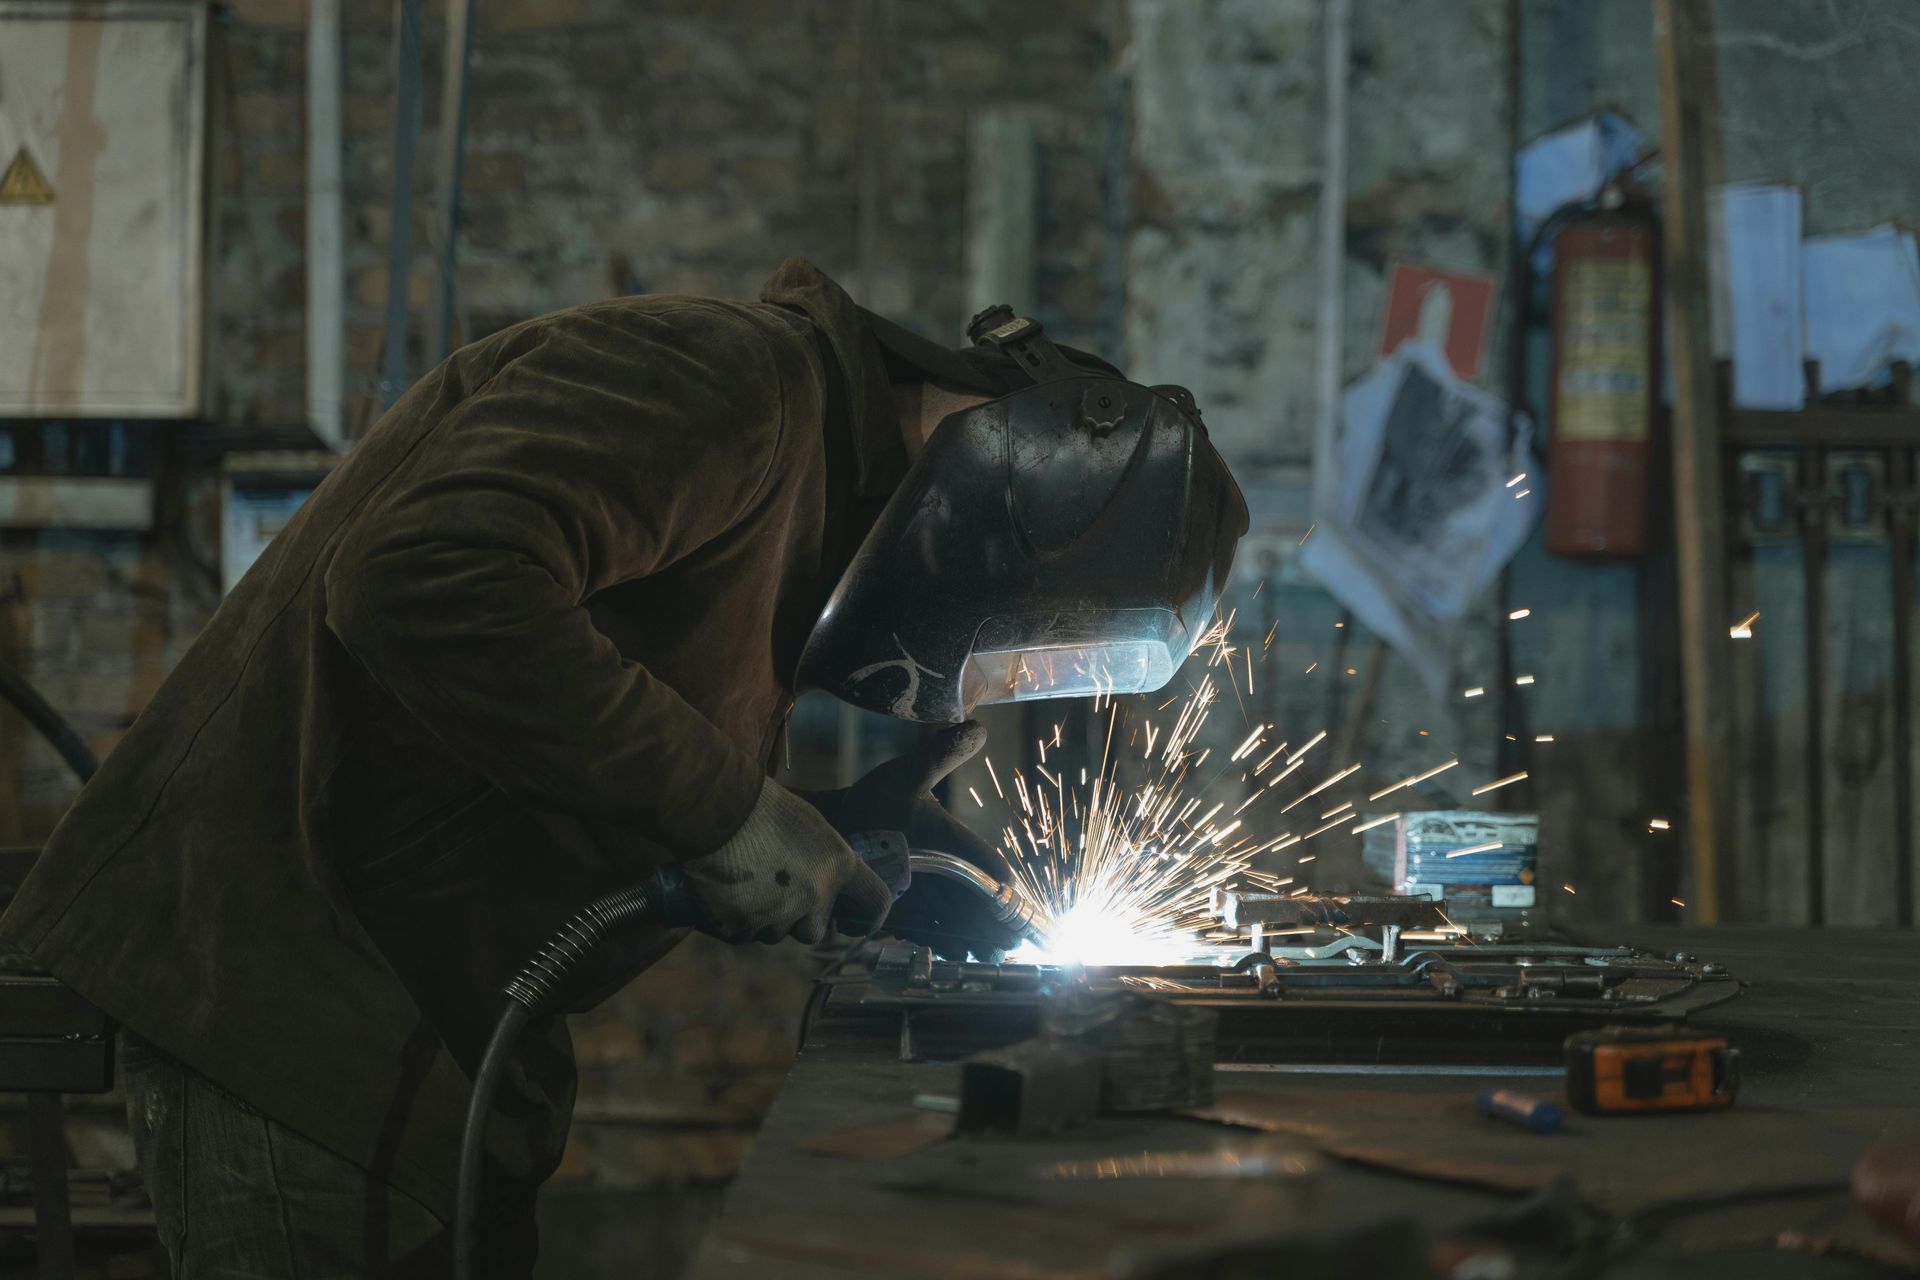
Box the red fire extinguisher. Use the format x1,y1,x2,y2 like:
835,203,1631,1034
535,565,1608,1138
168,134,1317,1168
1544,200,1661,557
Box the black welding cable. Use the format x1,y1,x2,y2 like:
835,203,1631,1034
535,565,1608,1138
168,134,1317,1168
454,876,693,1280
454,999,529,1280
0,656,98,785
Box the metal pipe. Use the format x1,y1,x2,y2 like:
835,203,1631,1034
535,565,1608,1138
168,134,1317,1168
379,0,426,408
306,0,346,449
907,850,1044,941
1803,444,1827,924
0,657,97,785
429,0,475,363
1309,0,1351,520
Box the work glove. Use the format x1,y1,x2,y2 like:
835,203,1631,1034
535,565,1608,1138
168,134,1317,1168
808,721,1024,961
680,777,894,946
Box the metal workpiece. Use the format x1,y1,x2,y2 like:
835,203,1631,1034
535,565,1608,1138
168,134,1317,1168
1212,890,1452,932
850,934,1740,1067
958,1037,1103,1136
905,849,1045,941
1048,993,1216,1113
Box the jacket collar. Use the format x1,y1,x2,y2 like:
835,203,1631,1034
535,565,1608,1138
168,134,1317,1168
759,258,907,499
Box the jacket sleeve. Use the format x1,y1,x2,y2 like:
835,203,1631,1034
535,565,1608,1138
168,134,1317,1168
323,304,779,858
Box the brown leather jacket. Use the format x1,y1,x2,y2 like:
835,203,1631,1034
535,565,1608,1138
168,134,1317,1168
0,259,906,1218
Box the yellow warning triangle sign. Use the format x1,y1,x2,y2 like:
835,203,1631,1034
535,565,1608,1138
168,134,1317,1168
0,148,55,204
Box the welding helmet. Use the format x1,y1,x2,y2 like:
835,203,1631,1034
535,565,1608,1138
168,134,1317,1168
796,306,1249,724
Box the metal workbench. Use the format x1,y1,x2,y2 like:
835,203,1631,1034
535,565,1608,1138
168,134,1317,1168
688,926,1919,1279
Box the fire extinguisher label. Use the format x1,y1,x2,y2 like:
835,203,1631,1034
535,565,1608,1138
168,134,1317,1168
1557,256,1653,443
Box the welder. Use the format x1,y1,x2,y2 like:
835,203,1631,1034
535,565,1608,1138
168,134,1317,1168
0,258,1245,1276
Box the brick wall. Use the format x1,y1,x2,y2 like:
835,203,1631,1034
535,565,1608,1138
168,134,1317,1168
208,0,1127,437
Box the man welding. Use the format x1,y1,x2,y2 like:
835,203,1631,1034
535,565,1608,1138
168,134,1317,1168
0,258,1245,1276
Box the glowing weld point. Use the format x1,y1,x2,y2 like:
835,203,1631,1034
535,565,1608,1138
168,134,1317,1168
1009,903,1191,967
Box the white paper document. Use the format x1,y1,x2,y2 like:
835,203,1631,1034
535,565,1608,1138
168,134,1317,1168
1716,182,1806,410
1802,223,1920,393
1301,344,1543,696
1513,111,1644,266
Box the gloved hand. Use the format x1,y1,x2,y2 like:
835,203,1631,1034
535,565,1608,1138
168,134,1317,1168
680,777,893,946
808,721,1025,961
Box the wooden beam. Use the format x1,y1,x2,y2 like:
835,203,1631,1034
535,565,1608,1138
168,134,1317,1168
1722,410,1920,449
1652,0,1734,922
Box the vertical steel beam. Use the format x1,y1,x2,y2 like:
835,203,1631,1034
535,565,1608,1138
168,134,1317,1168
379,0,425,408
1801,444,1827,923
1310,0,1351,521
1889,363,1916,926
430,0,475,364
307,0,346,448
27,1092,73,1280
841,0,889,784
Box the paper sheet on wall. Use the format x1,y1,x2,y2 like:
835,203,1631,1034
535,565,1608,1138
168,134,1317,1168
1513,112,1644,270
1716,182,1806,410
1301,343,1543,697
1802,223,1920,393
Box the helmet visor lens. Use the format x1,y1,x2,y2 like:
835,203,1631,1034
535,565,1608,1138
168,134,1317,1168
956,607,1198,712
962,640,1176,710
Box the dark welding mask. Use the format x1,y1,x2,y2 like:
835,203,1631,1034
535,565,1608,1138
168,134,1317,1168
796,306,1249,724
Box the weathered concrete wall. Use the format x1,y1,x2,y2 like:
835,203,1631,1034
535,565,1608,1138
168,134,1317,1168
207,0,1128,434
1125,0,1536,910
12,3,1919,1252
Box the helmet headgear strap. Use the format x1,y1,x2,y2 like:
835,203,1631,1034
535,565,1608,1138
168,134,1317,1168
966,305,1084,386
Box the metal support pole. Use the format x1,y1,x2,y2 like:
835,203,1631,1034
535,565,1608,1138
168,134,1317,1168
840,0,889,784
306,0,347,448
430,0,475,364
1801,444,1828,924
1889,363,1916,926
1309,0,1351,521
379,0,425,408
27,1092,73,1280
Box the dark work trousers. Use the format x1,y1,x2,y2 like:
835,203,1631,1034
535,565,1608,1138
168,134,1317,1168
119,1031,537,1279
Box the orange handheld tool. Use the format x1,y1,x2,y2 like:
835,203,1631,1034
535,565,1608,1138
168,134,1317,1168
1563,1024,1740,1115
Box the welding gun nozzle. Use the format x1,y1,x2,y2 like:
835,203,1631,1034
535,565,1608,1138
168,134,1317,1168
904,850,1044,942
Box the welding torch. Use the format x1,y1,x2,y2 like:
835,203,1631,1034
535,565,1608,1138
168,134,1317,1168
453,833,1042,1279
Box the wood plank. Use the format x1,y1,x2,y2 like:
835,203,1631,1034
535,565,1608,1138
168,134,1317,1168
1651,0,1736,921
1724,410,1920,449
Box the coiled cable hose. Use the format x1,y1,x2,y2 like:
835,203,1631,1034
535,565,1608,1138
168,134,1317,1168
455,874,692,1280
